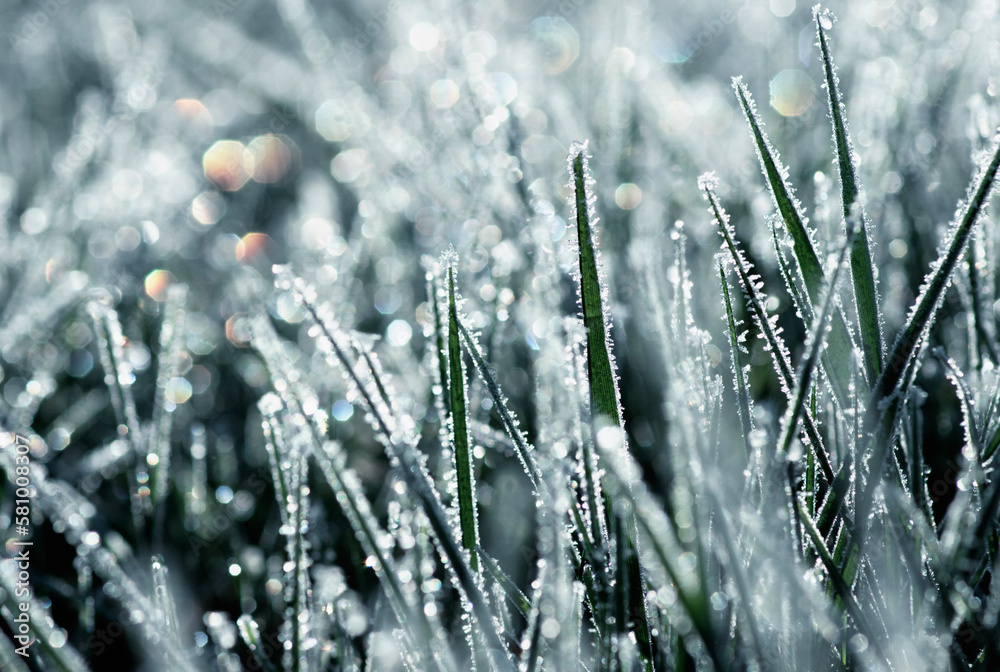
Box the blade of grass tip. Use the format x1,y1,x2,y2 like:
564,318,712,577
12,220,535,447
719,260,754,460
569,145,657,670
476,547,531,620
815,7,884,384
869,130,1000,422
568,142,621,430
861,131,1000,520
733,77,857,406
447,264,479,573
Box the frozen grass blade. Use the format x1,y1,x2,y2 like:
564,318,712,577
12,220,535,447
238,615,281,672
733,77,857,405
568,142,621,429
252,318,448,672
619,504,656,671
89,301,147,529
149,284,187,505
0,560,90,672
568,144,657,669
815,7,883,384
151,555,179,640
0,630,30,672
447,263,479,573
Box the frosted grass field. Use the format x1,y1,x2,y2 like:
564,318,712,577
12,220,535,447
2,0,1000,669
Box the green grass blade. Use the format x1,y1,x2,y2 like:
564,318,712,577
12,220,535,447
569,142,621,428
771,217,811,326
276,272,513,669
936,349,982,452
815,7,884,384
733,77,857,405
447,264,479,573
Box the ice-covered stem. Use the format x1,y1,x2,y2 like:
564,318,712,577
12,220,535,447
0,559,90,672
815,6,884,385
150,284,187,538
89,300,147,532
238,615,281,672
251,317,443,671
447,261,480,572
151,555,180,640
568,142,623,431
